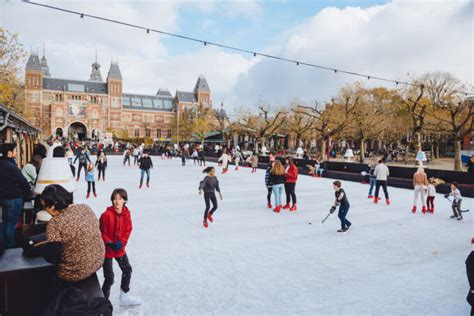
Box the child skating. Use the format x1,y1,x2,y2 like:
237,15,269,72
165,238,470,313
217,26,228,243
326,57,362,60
218,149,231,174
138,151,153,188
270,160,286,213
445,182,466,220
234,150,243,171
199,167,223,228
251,154,258,173
332,181,352,233
85,163,97,199
426,178,437,213
96,152,107,181
100,188,141,306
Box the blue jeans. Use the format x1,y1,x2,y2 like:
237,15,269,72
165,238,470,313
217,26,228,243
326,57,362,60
338,204,351,230
368,177,376,196
0,198,24,248
140,169,150,185
272,184,284,206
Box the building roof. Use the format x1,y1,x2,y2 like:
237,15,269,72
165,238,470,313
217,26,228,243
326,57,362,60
193,75,210,93
43,77,108,94
26,52,42,72
40,55,51,77
107,61,122,80
156,88,172,97
89,62,103,82
122,93,175,112
176,90,196,103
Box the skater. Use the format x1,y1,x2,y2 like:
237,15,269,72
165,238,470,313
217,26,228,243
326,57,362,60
218,149,231,174
234,149,243,171
180,148,186,166
265,161,274,209
123,149,131,166
198,148,206,166
100,188,141,306
367,162,376,198
412,167,428,214
138,151,153,188
73,148,92,181
96,152,108,181
132,147,139,165
270,160,286,213
86,163,97,199
332,181,352,233
426,178,437,213
445,182,464,220
191,148,199,165
251,154,258,173
199,167,223,228
466,239,474,316
374,159,390,205
283,157,298,211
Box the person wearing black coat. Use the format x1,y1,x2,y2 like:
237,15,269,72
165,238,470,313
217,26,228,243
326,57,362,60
95,153,108,181
73,148,92,181
466,243,474,316
138,152,153,188
0,143,31,249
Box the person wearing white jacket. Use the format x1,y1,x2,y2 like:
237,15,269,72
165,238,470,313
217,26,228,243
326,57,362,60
233,150,243,171
218,150,231,174
374,159,390,205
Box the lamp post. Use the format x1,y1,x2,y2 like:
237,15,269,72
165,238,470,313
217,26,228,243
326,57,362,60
326,129,331,161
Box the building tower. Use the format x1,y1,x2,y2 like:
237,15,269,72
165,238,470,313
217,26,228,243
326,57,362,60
24,51,45,133
194,74,211,108
89,50,103,82
106,61,123,130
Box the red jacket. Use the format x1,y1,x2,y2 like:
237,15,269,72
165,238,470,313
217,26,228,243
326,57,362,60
99,206,133,258
285,164,299,183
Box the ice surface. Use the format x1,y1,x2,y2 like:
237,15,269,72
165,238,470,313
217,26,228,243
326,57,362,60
75,156,473,315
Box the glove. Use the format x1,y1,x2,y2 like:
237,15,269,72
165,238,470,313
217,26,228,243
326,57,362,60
335,202,340,207
444,193,450,199
330,206,336,213
107,241,123,251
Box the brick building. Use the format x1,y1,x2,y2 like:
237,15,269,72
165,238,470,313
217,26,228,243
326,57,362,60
24,51,211,141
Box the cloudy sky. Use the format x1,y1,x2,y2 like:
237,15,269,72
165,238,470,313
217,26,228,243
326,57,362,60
1,0,472,113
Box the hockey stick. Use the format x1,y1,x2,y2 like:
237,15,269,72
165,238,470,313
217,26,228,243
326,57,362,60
444,195,470,213
322,206,336,223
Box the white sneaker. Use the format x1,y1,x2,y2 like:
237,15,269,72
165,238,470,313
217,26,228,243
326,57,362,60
119,289,142,306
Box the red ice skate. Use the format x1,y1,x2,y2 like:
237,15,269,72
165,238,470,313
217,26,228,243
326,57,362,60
267,202,272,209
368,195,373,199
86,193,90,199
421,206,426,214
282,203,290,210
412,206,416,213
273,205,281,213
374,197,379,204
386,199,390,205
139,184,142,189
290,204,297,211
207,213,213,223
93,192,97,198
203,220,208,228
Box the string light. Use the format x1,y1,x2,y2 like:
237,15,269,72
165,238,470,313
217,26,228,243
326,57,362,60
21,0,474,95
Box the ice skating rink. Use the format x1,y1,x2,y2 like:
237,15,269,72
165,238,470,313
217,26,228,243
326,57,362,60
75,156,473,315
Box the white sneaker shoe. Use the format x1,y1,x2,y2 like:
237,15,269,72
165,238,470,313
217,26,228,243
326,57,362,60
119,289,142,306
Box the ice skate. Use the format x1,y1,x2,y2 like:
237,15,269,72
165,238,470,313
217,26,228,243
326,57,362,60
282,203,290,210
119,290,141,306
421,206,426,214
368,195,373,199
93,192,97,198
207,213,214,223
267,202,272,209
374,197,379,204
290,204,297,211
86,193,90,199
337,229,347,233
386,199,390,205
203,220,209,228
273,205,281,213
412,206,416,213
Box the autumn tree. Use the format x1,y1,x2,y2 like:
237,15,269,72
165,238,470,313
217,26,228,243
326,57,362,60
0,28,27,113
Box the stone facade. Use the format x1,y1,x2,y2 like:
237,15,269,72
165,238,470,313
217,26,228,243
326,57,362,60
24,52,212,141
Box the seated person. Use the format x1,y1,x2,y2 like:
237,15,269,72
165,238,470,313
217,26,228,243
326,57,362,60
306,158,325,177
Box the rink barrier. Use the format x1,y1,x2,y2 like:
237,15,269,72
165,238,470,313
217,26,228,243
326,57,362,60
203,153,474,197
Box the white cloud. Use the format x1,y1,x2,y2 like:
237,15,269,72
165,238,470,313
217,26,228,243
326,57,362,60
229,0,473,107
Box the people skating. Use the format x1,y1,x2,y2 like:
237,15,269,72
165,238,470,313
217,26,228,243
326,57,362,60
466,239,474,316
132,147,139,165
332,181,352,233
218,149,231,174
86,163,97,199
199,167,223,228
445,182,464,220
283,157,298,211
426,178,437,213
234,150,243,171
270,160,286,213
367,163,376,198
96,152,108,181
251,154,258,173
74,147,92,181
191,149,199,165
180,148,186,166
374,159,390,205
138,152,153,188
198,148,206,166
412,166,428,214
123,149,131,166
100,188,141,306
265,161,274,209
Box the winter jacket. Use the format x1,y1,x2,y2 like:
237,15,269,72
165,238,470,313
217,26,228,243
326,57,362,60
46,204,105,282
374,164,390,181
85,170,95,182
22,162,38,184
285,164,299,183
199,176,221,194
234,151,243,162
73,153,91,165
138,156,153,170
218,153,230,167
265,165,273,187
99,206,133,259
95,157,107,170
270,173,285,185
427,184,436,197
368,165,376,178
0,157,31,200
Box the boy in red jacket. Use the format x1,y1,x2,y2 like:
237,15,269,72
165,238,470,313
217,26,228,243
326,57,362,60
283,157,299,211
100,188,141,306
